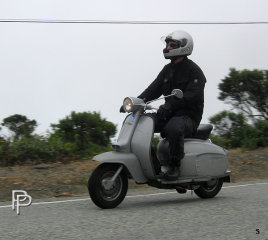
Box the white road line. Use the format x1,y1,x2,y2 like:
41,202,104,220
222,182,268,189
0,182,267,209
0,198,90,209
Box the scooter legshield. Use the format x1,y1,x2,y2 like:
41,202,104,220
93,114,156,183
130,115,156,180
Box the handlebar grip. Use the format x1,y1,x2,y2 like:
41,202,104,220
146,105,159,111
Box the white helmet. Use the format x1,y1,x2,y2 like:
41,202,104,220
161,30,194,59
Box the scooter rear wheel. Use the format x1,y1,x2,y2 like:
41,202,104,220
88,163,128,209
194,178,223,199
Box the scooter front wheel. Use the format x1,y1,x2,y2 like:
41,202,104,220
88,163,128,209
194,178,223,199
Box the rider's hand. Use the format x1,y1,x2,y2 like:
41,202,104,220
120,105,125,113
157,102,173,120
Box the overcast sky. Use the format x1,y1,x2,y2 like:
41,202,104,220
1,0,268,138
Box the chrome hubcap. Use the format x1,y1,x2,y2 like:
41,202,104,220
99,171,123,201
203,179,219,192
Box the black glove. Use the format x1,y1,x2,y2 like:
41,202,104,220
119,105,125,113
157,102,173,120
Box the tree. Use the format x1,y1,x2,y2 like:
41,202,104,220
209,111,247,148
1,114,37,140
218,68,268,120
51,111,116,151
0,129,5,143
0,126,3,140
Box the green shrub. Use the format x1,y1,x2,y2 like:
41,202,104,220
209,134,226,148
241,138,258,150
240,120,268,149
0,140,10,165
254,120,268,147
152,135,160,149
0,135,73,166
0,133,113,166
209,110,268,150
0,111,117,165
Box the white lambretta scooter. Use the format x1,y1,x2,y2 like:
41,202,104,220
88,89,231,209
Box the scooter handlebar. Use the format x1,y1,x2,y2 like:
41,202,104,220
145,105,159,111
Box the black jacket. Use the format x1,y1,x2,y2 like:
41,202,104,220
138,57,206,127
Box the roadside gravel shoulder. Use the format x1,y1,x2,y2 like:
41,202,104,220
0,148,267,202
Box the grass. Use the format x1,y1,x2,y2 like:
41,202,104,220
228,147,268,154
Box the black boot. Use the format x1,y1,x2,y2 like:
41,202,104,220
165,165,179,180
158,165,173,179
164,154,183,180
161,165,172,174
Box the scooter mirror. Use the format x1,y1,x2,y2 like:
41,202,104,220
171,89,183,99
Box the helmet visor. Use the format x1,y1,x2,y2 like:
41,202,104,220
161,35,188,48
166,41,181,49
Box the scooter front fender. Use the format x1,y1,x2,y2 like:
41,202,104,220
93,151,148,183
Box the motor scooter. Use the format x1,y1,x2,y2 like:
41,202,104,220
88,89,231,209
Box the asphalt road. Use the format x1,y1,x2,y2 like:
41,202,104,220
0,181,268,240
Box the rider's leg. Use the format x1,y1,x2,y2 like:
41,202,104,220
163,116,195,180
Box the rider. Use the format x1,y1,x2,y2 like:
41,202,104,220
121,30,206,180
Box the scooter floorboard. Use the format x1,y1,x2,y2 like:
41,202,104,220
157,177,212,185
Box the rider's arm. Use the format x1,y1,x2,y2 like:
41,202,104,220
137,66,167,102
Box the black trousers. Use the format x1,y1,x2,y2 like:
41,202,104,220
154,114,196,167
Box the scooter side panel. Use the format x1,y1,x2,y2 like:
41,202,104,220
157,139,198,177
179,154,198,177
196,153,229,176
184,139,229,177
93,151,148,183
157,138,230,178
131,115,155,180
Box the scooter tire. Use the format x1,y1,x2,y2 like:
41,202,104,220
88,163,128,209
194,178,223,199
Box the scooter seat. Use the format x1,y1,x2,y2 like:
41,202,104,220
160,123,213,140
190,124,213,140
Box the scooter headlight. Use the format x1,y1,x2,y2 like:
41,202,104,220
123,97,145,113
123,97,133,113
